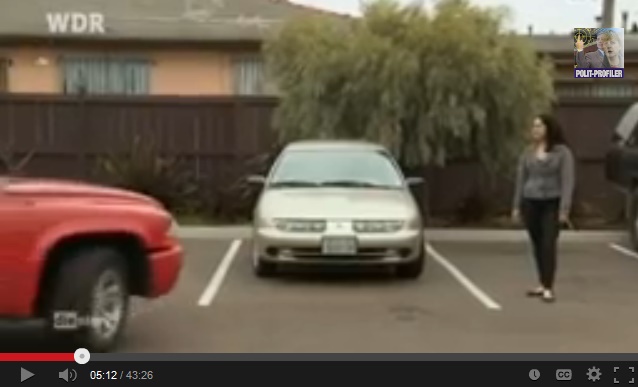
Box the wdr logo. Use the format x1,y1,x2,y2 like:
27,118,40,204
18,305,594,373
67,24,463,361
46,13,105,34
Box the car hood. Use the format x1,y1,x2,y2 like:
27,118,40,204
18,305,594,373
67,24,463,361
2,177,160,206
257,188,418,219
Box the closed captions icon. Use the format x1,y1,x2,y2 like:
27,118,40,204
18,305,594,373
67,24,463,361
556,369,572,380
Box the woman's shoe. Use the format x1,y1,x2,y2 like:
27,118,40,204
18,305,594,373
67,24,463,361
541,290,555,303
526,287,544,297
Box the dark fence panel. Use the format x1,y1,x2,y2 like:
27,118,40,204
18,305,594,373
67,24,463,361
0,94,632,222
419,98,632,221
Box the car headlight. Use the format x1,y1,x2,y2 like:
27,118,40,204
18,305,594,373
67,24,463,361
274,219,326,232
353,220,404,233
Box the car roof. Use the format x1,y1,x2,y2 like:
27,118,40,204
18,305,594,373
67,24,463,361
283,140,388,152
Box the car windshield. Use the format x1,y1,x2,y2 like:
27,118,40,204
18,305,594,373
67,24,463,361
268,149,404,188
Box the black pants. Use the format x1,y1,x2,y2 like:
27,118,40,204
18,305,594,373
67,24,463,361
521,198,561,289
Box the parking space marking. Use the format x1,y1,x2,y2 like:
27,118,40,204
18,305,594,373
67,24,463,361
197,239,243,307
609,243,638,261
426,243,502,311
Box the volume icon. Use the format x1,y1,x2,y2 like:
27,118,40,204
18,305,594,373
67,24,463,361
59,368,77,382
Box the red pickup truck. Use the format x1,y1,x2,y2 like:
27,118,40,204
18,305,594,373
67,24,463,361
0,176,183,352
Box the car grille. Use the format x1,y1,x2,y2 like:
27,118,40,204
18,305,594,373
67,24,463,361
288,247,393,259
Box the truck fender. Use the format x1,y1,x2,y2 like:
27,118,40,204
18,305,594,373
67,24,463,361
24,219,152,315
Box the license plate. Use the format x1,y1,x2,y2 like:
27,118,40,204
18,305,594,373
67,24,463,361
322,237,357,255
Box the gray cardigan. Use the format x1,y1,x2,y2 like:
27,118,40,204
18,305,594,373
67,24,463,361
512,144,575,213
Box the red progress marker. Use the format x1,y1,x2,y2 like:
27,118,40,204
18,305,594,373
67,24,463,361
0,353,75,361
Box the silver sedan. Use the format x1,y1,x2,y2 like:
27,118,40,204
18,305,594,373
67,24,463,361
248,140,426,278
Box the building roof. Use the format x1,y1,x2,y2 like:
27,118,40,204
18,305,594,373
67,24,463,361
0,0,636,54
0,0,349,42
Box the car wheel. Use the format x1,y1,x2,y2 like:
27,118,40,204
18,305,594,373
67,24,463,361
395,247,425,279
251,244,277,277
46,247,130,352
628,189,638,251
253,256,278,277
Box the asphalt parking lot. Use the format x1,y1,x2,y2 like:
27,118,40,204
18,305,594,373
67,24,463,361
3,230,638,353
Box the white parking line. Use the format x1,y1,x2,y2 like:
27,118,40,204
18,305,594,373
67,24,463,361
197,239,243,307
426,243,502,311
609,243,638,261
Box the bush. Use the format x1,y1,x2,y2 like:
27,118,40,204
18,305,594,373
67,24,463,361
0,148,36,176
95,135,198,213
198,149,280,222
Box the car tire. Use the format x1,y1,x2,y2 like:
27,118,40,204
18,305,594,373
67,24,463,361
395,247,425,279
253,254,278,277
46,247,130,352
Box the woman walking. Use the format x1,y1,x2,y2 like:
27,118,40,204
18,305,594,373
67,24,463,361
512,114,575,303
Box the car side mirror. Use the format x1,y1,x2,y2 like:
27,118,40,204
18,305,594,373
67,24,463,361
247,175,266,185
406,177,424,186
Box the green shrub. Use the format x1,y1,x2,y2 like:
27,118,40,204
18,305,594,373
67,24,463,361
198,147,281,223
95,135,198,213
454,186,497,224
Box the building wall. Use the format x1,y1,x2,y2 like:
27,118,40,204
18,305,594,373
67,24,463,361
0,44,261,95
5,47,59,93
1,43,637,97
151,50,232,95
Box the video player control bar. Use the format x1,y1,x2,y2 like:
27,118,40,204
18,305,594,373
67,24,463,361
3,361,636,386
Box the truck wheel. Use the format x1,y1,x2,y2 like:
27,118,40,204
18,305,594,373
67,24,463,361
46,247,130,352
396,246,426,279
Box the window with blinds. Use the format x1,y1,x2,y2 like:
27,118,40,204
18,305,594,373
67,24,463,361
60,56,151,95
232,54,279,95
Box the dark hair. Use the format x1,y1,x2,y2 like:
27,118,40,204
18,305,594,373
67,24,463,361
537,113,567,151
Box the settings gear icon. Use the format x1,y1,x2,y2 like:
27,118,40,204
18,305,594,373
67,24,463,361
587,366,602,382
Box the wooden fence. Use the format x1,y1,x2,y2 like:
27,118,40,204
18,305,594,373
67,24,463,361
0,94,633,222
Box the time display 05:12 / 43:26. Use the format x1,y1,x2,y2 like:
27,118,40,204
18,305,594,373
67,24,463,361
90,370,154,380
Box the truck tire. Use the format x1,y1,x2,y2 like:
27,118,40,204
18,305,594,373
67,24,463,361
46,247,130,352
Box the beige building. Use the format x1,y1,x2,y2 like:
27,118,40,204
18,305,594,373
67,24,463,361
0,0,345,96
2,43,269,95
0,0,637,98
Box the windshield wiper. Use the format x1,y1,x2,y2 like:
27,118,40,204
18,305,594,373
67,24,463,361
269,180,320,188
319,180,396,189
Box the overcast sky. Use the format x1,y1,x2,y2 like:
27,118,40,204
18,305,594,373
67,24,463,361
291,0,638,34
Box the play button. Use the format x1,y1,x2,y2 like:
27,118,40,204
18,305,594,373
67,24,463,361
21,368,34,383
